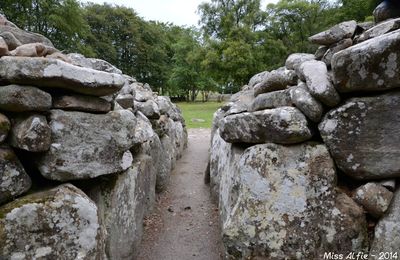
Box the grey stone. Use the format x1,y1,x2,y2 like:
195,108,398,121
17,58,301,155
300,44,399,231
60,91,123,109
319,91,400,180
37,109,137,181
253,67,297,96
332,30,400,93
0,57,125,96
116,93,134,109
0,25,54,47
9,43,58,57
9,114,51,152
158,135,174,190
0,85,52,112
87,155,155,260
0,146,31,205
356,18,400,43
322,38,353,66
0,184,104,259
309,20,357,45
369,188,400,259
0,113,10,143
290,83,324,122
299,60,340,106
222,143,368,259
285,53,315,71
248,71,268,88
377,179,396,191
53,94,112,113
68,53,122,74
249,89,292,112
0,36,9,56
134,111,155,145
219,107,313,144
132,83,154,102
157,96,174,115
135,100,160,119
353,182,393,218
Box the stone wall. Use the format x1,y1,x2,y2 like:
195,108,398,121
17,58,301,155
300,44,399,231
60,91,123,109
209,16,400,259
0,15,187,259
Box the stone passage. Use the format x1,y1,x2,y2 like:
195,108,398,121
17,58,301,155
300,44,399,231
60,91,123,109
0,15,188,259
138,128,223,260
209,12,400,260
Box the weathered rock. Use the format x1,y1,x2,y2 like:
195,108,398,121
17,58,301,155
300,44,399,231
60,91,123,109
299,60,340,106
356,18,400,43
378,179,396,191
332,30,400,93
0,146,31,205
369,188,400,259
285,53,315,71
0,36,9,56
222,143,368,259
219,107,313,144
309,20,357,45
353,183,393,218
0,25,54,46
0,184,104,259
159,135,174,190
249,89,292,112
37,109,137,181
248,71,268,88
116,93,134,109
68,53,122,74
87,155,155,260
315,46,329,60
133,83,154,102
322,38,353,66
0,32,22,51
9,114,51,152
135,100,160,119
253,67,297,96
53,94,112,113
0,15,17,28
0,113,10,143
290,83,324,122
150,115,170,137
9,43,58,57
157,96,174,115
319,91,400,180
373,1,400,23
0,85,52,112
0,57,125,96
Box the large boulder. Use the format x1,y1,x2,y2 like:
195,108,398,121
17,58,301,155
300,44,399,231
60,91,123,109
308,20,357,45
373,1,400,23
249,89,292,112
285,53,315,71
0,184,104,259
9,114,51,152
219,107,313,144
135,100,160,119
37,109,137,181
322,38,353,66
222,143,368,259
0,85,52,112
0,113,10,143
0,24,53,47
299,60,340,106
356,18,400,43
87,155,155,260
0,57,125,96
290,83,324,122
68,53,122,74
369,188,400,259
332,30,400,93
319,91,400,180
253,68,297,96
0,146,31,205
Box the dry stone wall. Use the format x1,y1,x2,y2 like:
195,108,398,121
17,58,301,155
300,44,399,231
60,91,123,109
0,15,187,259
209,11,400,260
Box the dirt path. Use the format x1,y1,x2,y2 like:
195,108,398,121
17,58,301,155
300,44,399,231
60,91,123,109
137,128,223,260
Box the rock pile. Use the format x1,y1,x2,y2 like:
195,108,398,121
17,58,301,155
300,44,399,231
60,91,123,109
0,15,187,259
209,14,400,259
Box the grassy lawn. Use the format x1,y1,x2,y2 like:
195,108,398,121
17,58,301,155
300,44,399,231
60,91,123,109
177,102,223,129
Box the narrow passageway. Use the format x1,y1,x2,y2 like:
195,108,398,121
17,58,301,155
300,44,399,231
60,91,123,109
138,128,223,260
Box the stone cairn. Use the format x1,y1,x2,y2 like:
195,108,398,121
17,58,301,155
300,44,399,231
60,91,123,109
0,15,187,259
209,10,400,260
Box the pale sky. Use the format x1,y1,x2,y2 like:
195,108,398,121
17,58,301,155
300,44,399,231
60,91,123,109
81,0,279,27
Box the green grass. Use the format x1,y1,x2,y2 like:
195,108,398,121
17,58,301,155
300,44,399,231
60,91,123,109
177,102,223,129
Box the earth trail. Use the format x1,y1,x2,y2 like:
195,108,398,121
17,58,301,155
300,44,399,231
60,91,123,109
137,128,223,260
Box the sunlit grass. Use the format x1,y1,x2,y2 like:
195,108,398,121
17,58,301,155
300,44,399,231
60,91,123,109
177,102,223,129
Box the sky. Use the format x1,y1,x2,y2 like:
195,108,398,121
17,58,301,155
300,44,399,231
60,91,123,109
81,0,279,27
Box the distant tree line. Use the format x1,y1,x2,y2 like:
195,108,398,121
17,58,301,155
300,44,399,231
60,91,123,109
0,0,380,100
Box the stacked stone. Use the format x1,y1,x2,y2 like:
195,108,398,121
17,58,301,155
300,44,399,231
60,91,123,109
209,13,400,260
0,15,187,260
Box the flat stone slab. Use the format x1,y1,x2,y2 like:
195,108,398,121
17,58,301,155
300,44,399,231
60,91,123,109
0,57,125,96
0,85,51,112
